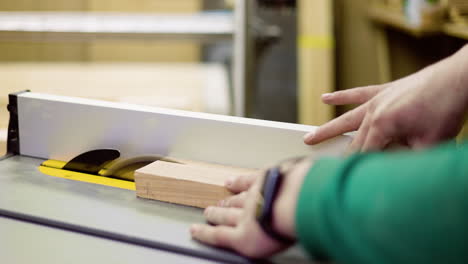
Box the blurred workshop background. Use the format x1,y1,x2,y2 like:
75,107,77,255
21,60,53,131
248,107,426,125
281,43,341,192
0,0,467,154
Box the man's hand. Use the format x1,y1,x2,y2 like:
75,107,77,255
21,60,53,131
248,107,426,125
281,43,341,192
304,45,468,152
190,158,313,258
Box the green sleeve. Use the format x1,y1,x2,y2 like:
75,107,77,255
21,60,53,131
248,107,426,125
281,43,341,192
296,141,468,264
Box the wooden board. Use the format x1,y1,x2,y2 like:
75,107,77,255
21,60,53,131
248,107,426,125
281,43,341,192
135,160,258,208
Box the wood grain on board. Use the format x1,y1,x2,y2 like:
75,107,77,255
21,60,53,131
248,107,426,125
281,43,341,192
135,160,259,208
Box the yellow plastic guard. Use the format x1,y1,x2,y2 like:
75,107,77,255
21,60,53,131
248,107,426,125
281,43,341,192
39,159,136,191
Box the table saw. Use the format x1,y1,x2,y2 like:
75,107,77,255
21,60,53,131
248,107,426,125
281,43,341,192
0,91,351,263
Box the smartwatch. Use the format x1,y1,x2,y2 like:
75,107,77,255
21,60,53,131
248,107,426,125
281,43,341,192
256,167,295,244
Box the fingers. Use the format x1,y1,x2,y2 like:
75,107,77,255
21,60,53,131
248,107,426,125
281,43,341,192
305,84,388,145
361,126,390,152
190,224,238,249
204,206,243,226
322,85,384,105
347,113,371,153
361,112,397,151
225,174,258,193
304,104,367,145
218,192,248,208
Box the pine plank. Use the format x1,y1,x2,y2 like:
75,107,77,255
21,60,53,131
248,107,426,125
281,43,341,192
135,160,259,208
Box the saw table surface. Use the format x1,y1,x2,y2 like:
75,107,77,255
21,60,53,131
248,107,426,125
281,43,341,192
0,216,216,264
0,155,310,264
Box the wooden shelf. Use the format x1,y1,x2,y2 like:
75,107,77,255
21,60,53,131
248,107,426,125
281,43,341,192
444,23,468,40
368,5,468,41
0,12,234,42
368,5,441,37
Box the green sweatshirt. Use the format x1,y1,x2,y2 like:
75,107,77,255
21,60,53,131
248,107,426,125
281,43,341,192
296,141,468,264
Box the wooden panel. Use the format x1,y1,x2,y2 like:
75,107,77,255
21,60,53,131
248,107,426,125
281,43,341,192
0,0,87,62
298,0,334,125
335,0,382,87
135,160,257,208
38,0,86,11
87,0,201,62
1,0,198,12
0,42,87,62
0,1,39,11
88,0,201,13
0,0,201,62
88,42,200,62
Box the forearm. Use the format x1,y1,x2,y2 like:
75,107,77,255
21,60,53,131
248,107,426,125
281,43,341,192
450,43,468,96
296,141,468,264
439,44,468,108
418,44,468,131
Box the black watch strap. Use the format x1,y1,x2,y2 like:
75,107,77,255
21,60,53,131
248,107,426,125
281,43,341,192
256,167,295,244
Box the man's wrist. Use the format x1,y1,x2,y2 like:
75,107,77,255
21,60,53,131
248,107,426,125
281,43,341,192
272,190,296,240
272,159,313,240
459,44,468,92
450,45,468,107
